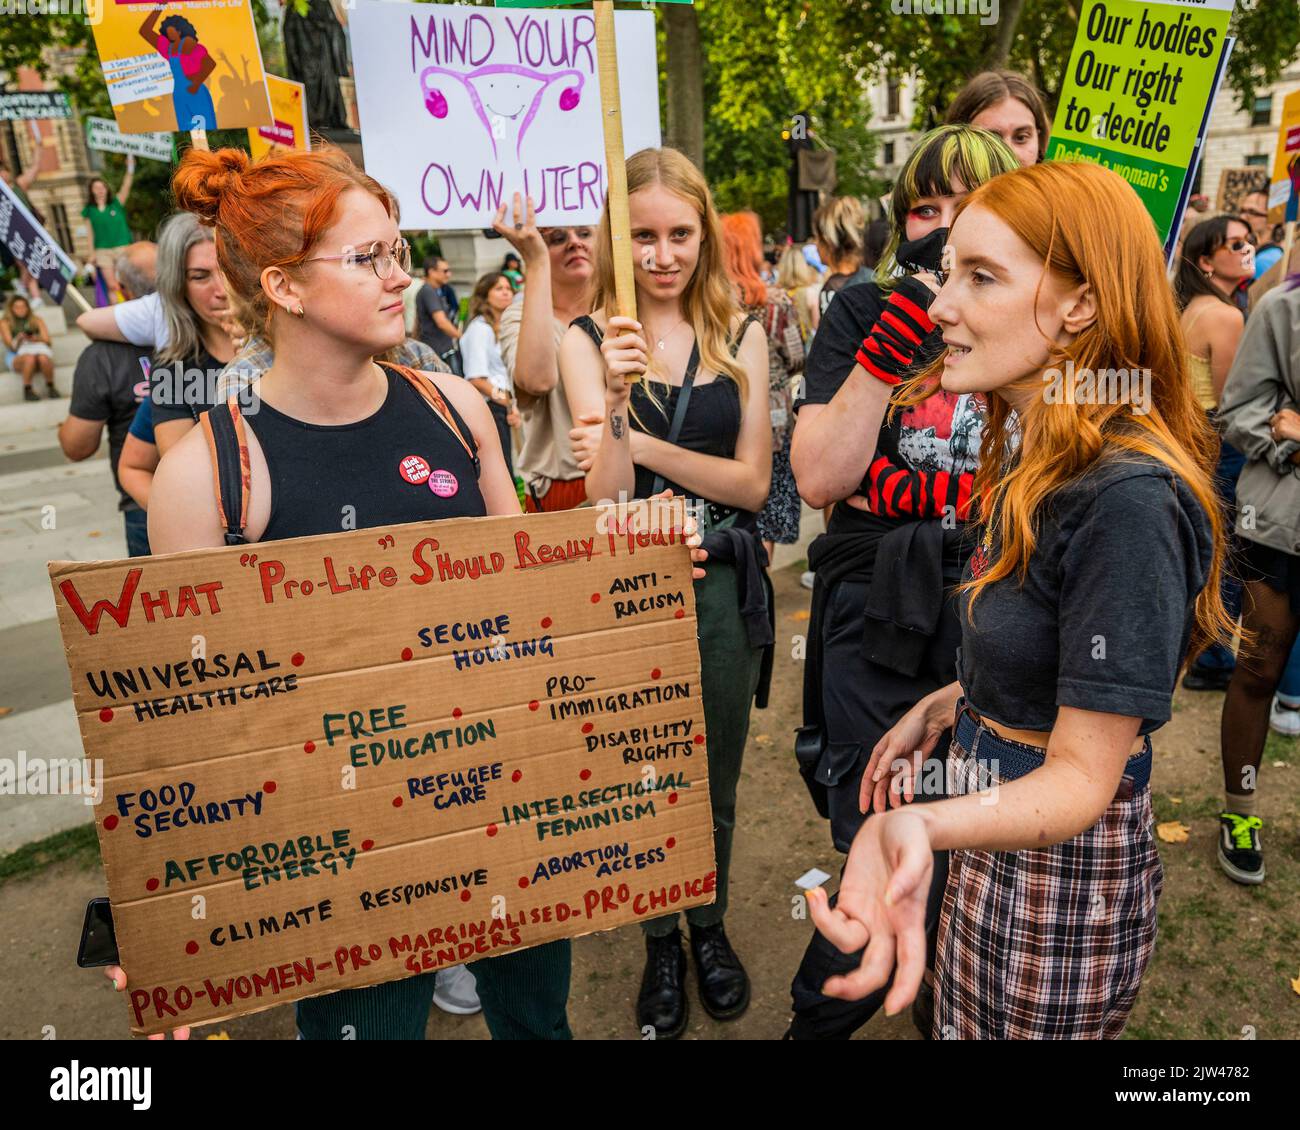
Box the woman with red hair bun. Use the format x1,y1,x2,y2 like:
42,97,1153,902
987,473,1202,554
108,144,572,1040
812,161,1234,1039
720,211,805,560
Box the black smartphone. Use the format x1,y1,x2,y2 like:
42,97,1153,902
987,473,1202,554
481,228,504,240
76,897,119,968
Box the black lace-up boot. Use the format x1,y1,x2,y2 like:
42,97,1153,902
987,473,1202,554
636,929,688,1038
690,922,750,1020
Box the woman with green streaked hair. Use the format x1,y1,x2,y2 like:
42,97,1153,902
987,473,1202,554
786,123,1018,1040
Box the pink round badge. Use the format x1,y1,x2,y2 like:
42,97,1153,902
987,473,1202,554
429,469,459,498
399,455,431,485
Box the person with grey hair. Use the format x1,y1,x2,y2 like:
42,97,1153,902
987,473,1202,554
59,240,161,556
141,211,236,453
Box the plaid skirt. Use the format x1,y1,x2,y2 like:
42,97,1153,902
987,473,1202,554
933,722,1164,1040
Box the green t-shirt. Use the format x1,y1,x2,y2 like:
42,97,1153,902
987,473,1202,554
81,199,132,250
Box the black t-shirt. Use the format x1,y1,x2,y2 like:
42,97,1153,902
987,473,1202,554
819,266,873,316
68,340,152,512
799,279,886,413
416,283,455,355
149,344,224,429
958,453,1214,734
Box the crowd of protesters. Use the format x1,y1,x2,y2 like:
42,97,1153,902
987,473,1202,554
1,63,1291,1042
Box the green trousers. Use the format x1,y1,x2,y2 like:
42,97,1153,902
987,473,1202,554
643,560,764,939
295,940,572,1040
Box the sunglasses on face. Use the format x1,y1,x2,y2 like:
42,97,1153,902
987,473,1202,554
1222,239,1252,253
305,239,413,280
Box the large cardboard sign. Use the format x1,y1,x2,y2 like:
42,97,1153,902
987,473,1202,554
247,75,310,161
1217,165,1268,214
1045,0,1234,248
88,0,273,134
49,502,713,1035
348,1,661,228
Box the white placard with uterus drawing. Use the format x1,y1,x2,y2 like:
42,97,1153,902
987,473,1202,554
349,2,661,230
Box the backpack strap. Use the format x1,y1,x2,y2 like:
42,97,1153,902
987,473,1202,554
380,362,481,477
199,395,251,546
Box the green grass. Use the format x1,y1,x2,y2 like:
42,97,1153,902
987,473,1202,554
0,822,99,887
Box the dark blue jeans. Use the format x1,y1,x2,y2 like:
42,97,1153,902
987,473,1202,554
123,509,150,557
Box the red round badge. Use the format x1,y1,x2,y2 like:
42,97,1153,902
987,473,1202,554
399,455,431,485
429,469,459,498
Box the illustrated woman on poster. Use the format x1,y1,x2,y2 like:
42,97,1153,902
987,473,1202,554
139,11,218,131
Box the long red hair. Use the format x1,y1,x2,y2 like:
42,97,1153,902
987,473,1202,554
896,160,1233,662
720,211,768,308
172,145,392,343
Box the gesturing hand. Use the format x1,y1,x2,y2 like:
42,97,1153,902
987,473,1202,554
807,808,934,1015
860,697,948,815
491,193,547,267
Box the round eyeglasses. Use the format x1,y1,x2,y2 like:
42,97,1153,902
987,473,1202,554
304,238,412,280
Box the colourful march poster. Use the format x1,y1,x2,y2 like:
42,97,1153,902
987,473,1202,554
247,75,310,161
1268,89,1300,226
88,1,273,134
347,1,661,229
1045,0,1235,247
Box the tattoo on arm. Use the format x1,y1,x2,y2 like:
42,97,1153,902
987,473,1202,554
611,413,625,440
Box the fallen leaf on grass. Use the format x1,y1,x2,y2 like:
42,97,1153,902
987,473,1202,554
1169,797,1182,805
754,734,772,746
1292,971,1300,997
87,531,101,538
205,1030,230,1040
788,609,810,622
1156,821,1190,843
0,707,11,717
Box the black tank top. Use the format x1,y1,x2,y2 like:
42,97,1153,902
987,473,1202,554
245,370,484,541
572,315,751,505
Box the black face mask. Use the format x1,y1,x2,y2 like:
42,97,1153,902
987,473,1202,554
895,226,949,275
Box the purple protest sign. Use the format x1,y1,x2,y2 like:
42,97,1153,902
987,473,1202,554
347,1,660,229
0,179,77,304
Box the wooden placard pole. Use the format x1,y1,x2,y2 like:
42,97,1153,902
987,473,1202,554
64,281,93,316
593,0,638,377
189,128,210,152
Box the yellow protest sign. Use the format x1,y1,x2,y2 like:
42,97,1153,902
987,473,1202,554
247,74,310,161
89,1,273,134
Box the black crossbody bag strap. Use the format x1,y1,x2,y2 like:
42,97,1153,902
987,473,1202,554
650,340,700,497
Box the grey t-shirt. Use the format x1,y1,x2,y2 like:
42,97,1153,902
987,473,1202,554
958,453,1214,734
416,283,455,355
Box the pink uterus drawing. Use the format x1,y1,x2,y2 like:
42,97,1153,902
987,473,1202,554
420,64,585,160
